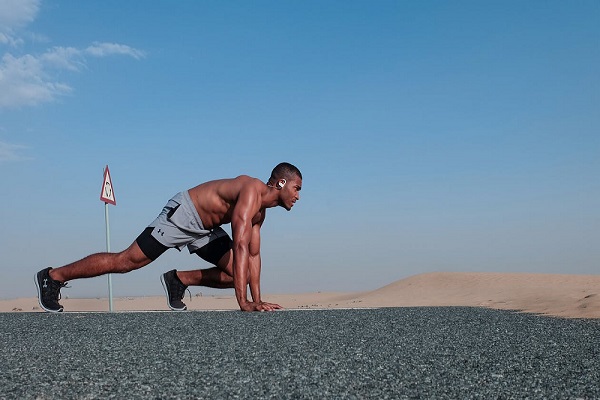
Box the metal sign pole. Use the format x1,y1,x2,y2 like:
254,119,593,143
100,165,116,313
105,201,113,312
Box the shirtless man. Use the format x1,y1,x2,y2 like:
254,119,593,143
35,162,302,313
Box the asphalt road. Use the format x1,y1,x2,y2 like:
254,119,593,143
1,307,598,399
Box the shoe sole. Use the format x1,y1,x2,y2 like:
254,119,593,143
33,272,63,313
160,274,187,311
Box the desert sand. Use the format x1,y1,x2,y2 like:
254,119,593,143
3,272,599,319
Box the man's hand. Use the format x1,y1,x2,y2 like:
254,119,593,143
239,301,283,312
259,301,282,311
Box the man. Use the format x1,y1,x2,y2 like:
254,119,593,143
35,162,302,313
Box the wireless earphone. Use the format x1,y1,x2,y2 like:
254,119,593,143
277,179,286,189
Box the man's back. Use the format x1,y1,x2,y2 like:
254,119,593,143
188,175,265,230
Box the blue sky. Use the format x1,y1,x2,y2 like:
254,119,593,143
0,0,598,300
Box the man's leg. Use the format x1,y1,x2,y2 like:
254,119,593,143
177,249,234,288
160,250,234,311
49,241,152,282
35,241,152,312
160,236,233,311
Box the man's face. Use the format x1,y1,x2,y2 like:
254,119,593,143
280,176,302,211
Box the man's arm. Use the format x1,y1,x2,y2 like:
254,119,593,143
230,186,258,311
230,184,279,312
247,221,283,311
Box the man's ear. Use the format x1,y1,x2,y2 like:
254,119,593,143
277,179,287,189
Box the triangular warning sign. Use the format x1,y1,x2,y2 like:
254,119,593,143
100,165,116,205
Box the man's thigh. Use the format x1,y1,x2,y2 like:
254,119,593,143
192,229,232,267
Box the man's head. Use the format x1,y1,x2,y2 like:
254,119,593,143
268,162,302,211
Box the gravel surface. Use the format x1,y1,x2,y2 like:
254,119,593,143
1,307,598,399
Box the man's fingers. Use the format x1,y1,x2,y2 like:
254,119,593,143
245,302,284,312
260,302,283,311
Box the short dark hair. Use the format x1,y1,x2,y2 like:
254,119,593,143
269,162,302,183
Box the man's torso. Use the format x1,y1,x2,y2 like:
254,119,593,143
187,175,266,229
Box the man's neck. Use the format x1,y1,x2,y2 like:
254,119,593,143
261,184,280,209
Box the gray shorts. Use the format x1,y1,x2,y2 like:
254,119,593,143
147,190,229,253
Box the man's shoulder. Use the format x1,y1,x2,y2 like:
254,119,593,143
234,175,264,187
233,174,259,181
195,175,262,190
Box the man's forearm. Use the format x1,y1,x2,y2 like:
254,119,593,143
232,246,250,307
248,254,261,303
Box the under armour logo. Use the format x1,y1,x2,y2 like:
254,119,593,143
43,279,48,288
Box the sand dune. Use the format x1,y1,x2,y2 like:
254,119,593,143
3,272,599,319
309,272,600,319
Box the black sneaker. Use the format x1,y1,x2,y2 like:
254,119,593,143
34,267,67,312
160,269,188,311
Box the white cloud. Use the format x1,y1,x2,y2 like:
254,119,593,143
0,140,30,162
0,1,145,109
0,52,72,108
0,0,40,47
0,32,21,46
0,0,40,27
86,42,146,60
41,46,86,71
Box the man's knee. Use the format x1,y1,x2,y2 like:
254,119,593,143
114,242,152,273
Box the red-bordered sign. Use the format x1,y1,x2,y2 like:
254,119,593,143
100,165,116,205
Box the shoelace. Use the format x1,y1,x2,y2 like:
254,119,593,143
57,282,70,301
45,280,69,301
172,282,192,303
